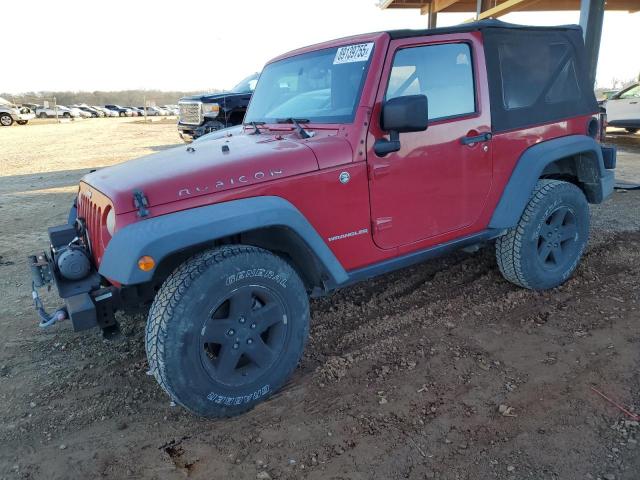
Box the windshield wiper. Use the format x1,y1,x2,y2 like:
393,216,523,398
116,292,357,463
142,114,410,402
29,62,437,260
276,117,312,139
244,121,265,135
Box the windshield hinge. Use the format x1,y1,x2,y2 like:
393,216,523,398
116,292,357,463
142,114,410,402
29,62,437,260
132,190,150,217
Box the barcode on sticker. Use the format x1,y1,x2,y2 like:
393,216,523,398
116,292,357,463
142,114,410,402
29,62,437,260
333,43,374,65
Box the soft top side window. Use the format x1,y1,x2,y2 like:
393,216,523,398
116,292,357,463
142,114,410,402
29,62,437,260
385,42,475,122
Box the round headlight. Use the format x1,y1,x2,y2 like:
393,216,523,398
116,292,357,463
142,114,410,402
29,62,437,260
106,208,116,236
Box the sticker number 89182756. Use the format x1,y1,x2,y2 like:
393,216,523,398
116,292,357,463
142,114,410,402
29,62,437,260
333,42,374,65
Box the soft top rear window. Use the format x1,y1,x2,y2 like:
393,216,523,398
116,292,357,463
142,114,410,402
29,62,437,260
483,27,598,132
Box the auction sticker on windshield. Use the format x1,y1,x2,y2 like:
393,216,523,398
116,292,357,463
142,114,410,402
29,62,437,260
333,43,374,64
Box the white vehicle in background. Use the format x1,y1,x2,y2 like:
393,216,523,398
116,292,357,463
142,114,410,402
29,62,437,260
78,105,104,117
163,105,179,115
154,106,170,116
0,97,35,126
71,104,101,117
68,106,92,118
35,105,80,119
605,83,640,133
138,106,164,116
93,106,119,117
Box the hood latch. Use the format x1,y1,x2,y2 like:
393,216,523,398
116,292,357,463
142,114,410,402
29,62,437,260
133,190,150,217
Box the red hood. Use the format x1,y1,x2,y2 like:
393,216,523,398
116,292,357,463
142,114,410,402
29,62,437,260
82,132,321,214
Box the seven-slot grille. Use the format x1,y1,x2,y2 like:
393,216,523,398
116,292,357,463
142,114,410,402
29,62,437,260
179,102,202,125
76,188,106,264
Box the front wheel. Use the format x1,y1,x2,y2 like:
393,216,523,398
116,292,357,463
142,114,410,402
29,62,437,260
496,179,589,290
145,245,310,418
17,120,28,125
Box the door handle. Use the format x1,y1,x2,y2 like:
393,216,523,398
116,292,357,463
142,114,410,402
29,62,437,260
460,132,492,145
369,162,391,180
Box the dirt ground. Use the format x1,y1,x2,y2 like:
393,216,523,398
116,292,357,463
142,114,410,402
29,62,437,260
0,119,639,480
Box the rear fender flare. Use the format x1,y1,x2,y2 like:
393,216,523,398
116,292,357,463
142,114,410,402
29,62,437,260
489,135,610,229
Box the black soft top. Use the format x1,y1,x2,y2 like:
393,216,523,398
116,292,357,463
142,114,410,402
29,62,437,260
385,19,597,133
387,19,582,40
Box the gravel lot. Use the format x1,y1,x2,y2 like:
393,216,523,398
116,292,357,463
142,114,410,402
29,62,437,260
0,119,639,480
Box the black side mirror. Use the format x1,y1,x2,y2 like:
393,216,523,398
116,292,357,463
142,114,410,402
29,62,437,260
375,94,428,157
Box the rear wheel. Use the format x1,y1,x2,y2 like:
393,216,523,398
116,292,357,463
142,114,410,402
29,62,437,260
0,114,13,126
496,179,589,290
62,112,71,118
145,245,309,418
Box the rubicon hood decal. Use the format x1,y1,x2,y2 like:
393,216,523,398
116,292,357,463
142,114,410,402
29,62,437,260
81,133,319,213
178,168,284,197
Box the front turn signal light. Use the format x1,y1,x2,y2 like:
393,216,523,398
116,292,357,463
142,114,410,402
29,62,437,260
137,256,155,271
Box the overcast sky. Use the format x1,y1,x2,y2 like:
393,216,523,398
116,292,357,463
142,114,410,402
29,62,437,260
3,0,638,93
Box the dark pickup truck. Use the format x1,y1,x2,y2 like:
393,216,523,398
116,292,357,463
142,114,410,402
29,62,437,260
177,73,259,142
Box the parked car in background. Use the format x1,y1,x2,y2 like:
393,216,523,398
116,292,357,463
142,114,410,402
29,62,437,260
82,105,105,117
71,105,100,117
68,106,92,118
35,105,79,118
177,72,258,142
93,106,119,117
127,106,144,116
163,105,179,115
137,106,157,116
138,106,165,116
104,104,133,117
0,97,35,126
152,106,169,116
597,89,619,106
604,83,640,133
22,103,41,112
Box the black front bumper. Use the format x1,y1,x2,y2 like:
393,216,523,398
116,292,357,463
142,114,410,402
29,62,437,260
29,223,119,332
177,121,224,142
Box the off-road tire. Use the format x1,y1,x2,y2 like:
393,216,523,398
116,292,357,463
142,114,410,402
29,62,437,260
145,245,309,418
496,179,589,290
625,128,638,134
0,114,13,127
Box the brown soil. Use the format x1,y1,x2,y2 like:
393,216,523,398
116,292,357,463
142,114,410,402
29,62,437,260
1,119,639,480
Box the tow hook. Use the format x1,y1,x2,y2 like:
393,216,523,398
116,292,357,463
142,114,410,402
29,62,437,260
31,282,68,328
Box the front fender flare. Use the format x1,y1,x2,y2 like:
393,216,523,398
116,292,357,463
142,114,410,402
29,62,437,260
489,135,612,230
99,196,348,286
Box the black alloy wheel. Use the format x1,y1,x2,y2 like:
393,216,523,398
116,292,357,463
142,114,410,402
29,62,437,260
199,285,288,387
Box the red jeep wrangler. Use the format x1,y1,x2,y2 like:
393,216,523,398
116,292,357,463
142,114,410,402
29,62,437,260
30,20,616,418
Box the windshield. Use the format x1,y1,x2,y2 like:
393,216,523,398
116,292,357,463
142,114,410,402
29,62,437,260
245,43,374,124
231,73,260,93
